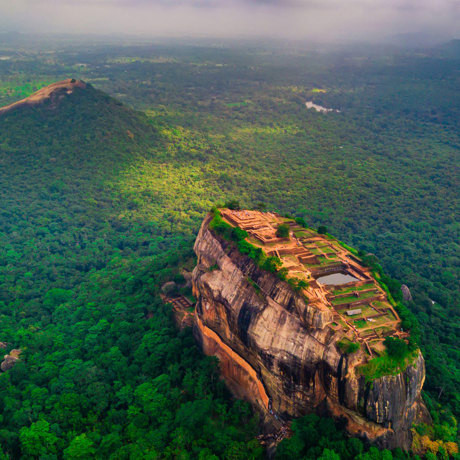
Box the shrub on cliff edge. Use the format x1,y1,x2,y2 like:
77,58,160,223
337,339,360,354
209,208,284,278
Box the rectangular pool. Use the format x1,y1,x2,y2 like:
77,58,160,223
316,273,358,286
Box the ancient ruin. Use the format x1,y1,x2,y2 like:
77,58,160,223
190,209,429,450
161,294,195,330
220,208,404,357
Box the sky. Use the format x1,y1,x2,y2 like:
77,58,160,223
0,0,459,43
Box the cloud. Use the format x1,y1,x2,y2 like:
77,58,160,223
0,0,459,41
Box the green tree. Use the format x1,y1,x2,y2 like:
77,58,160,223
64,433,96,459
276,224,290,238
43,288,73,311
224,200,240,210
319,448,341,460
19,420,59,458
384,337,409,360
262,256,283,273
295,217,307,227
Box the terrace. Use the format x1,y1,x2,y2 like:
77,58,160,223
219,209,403,358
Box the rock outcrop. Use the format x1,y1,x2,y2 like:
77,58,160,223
1,348,21,372
401,285,413,303
192,213,430,450
0,79,87,116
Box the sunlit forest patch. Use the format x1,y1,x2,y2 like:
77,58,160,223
113,159,221,233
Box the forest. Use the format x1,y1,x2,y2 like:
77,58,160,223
0,35,458,458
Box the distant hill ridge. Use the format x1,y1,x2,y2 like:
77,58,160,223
0,76,158,170
0,78,87,116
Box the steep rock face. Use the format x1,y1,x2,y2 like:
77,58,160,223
192,214,429,450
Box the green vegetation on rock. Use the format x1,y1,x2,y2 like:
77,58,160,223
337,339,360,354
209,208,285,277
359,337,418,382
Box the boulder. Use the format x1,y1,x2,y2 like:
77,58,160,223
401,284,413,302
161,281,177,296
181,269,193,288
1,348,21,372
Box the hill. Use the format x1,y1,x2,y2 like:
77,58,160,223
0,82,262,459
0,79,161,310
0,79,87,115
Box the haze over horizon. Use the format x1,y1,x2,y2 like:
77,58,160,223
1,0,459,44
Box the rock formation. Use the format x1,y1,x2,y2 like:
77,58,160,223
0,79,87,116
192,212,430,450
1,349,21,372
401,285,413,303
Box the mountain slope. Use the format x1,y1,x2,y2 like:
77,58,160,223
0,79,160,308
0,82,262,459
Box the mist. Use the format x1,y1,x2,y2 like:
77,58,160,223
0,0,459,44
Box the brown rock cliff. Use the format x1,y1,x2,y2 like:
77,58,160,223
192,213,430,450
